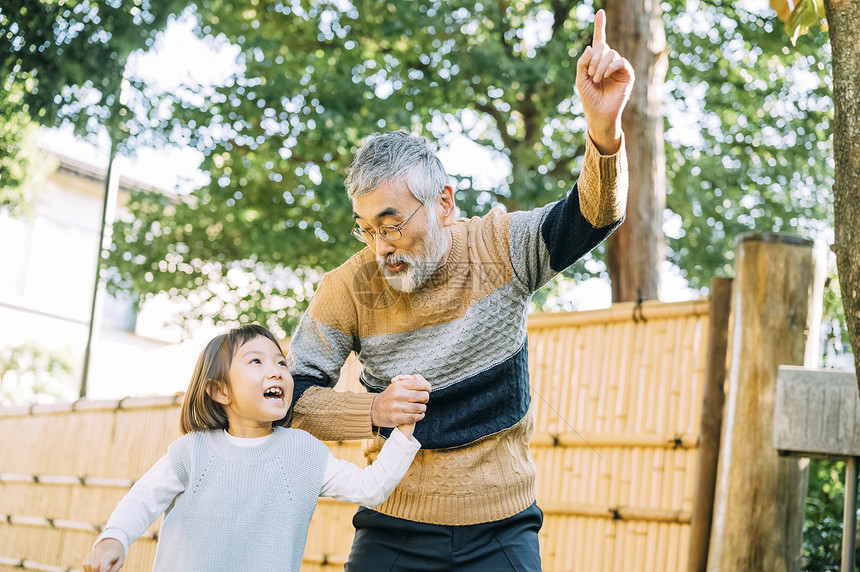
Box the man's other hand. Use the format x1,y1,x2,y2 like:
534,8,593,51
371,374,431,428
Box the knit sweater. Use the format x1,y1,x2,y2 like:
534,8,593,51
289,135,627,525
96,427,420,570
151,428,328,571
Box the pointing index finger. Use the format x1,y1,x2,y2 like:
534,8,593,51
593,9,606,46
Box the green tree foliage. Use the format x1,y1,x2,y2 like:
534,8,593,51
802,459,859,571
0,83,56,218
3,1,837,333
770,0,828,45
664,0,833,292
108,0,607,335
103,0,836,333
0,0,190,212
0,342,77,405
0,0,187,140
0,100,38,216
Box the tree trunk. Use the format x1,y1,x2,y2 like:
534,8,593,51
823,0,860,387
604,0,667,303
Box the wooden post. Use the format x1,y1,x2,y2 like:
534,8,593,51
843,457,859,571
687,277,733,572
707,233,816,572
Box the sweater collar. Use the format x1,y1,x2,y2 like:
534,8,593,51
435,220,466,274
209,426,291,460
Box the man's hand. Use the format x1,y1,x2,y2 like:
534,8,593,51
371,374,431,428
576,9,635,154
82,538,125,572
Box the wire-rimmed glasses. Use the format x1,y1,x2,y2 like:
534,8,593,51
352,203,424,244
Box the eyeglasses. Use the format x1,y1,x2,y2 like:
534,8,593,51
352,203,424,244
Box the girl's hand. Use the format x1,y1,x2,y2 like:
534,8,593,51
83,538,125,572
396,422,416,439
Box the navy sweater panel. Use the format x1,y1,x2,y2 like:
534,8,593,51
540,187,624,272
375,342,531,449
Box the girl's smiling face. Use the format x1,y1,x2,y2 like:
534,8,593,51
211,335,293,438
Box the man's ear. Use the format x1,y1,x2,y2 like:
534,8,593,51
439,185,456,227
207,380,231,406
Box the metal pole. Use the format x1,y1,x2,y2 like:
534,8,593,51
843,456,859,571
79,136,120,398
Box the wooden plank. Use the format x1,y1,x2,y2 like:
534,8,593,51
774,366,860,457
687,276,732,572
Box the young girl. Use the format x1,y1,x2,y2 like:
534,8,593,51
82,324,421,572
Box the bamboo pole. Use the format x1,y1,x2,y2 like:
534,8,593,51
706,233,816,572
0,474,134,488
528,299,709,328
529,432,697,448
0,556,82,572
687,276,733,572
0,395,183,418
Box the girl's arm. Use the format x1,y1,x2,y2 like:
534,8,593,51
319,426,420,507
396,422,415,439
83,455,185,570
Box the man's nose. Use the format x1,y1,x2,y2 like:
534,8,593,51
371,234,396,257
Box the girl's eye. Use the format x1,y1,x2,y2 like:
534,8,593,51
250,358,261,364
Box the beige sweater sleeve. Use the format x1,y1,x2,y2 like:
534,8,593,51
292,386,376,441
577,133,629,228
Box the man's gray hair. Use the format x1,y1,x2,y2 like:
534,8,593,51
345,130,450,203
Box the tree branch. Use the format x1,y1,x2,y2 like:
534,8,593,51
475,101,517,150
550,0,577,41
520,90,540,146
494,0,516,60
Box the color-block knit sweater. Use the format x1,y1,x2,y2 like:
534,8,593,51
289,136,627,526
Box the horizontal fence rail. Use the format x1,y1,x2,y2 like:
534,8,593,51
0,474,136,488
0,556,82,572
0,514,158,540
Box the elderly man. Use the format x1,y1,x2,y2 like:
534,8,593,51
288,10,633,570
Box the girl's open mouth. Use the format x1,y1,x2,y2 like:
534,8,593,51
263,387,284,400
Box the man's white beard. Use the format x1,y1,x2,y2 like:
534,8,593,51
377,209,448,293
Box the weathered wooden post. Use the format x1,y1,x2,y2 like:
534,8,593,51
687,276,733,572
706,233,817,572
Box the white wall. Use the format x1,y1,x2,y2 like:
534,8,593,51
0,151,208,404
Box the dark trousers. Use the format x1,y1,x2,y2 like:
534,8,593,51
345,502,543,571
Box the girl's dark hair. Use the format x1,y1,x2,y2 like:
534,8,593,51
180,324,292,434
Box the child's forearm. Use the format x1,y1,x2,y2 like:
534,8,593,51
319,428,420,507
97,455,184,551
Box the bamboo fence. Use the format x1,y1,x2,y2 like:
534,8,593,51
0,298,712,572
